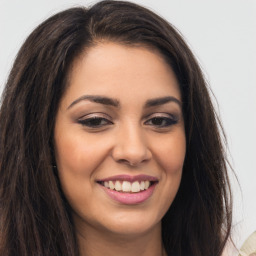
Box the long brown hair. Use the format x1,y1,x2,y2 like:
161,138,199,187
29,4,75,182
0,1,232,255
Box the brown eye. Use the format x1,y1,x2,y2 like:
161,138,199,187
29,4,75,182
78,117,113,128
145,116,177,128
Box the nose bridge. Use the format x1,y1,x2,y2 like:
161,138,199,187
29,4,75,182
112,121,151,165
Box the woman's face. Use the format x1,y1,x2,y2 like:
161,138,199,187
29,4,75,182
54,42,186,237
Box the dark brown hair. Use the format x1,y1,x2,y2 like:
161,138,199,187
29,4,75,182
0,1,232,255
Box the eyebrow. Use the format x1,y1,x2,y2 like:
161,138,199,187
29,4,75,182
144,96,182,108
67,95,120,109
67,95,181,109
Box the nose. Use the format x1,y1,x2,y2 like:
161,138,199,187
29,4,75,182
111,124,152,167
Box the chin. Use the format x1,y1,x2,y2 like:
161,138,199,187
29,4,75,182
95,210,163,237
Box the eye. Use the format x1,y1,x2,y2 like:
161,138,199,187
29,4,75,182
78,116,113,128
144,115,178,128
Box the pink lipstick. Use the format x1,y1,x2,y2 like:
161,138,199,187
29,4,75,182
97,175,158,205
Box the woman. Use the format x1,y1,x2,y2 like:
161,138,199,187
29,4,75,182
0,1,232,255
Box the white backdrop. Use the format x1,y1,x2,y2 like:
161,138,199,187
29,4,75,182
0,0,255,249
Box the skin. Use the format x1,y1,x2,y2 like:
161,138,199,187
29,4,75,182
54,42,186,256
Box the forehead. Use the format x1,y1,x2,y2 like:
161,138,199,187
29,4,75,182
62,42,181,107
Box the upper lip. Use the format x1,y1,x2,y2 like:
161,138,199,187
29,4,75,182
97,174,158,183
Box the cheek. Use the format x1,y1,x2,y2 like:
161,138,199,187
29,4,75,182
54,129,105,175
154,131,186,174
54,131,99,212
153,131,185,210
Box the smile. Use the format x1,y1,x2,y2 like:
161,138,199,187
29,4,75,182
100,180,152,193
97,175,158,204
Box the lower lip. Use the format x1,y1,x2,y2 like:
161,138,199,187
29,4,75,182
100,183,157,205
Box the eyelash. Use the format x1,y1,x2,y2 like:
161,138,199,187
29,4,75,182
77,114,178,129
78,116,113,128
144,115,178,128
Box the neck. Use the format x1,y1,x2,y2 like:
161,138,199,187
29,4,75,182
76,221,167,256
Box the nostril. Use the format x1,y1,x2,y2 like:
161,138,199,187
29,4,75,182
116,158,140,167
117,159,129,164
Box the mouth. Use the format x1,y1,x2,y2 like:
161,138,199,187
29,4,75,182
97,180,156,193
97,175,158,204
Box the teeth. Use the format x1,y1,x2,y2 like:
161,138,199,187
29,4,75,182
102,180,153,193
140,181,145,190
131,181,140,192
122,181,131,192
115,181,122,191
109,181,115,190
145,181,150,189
